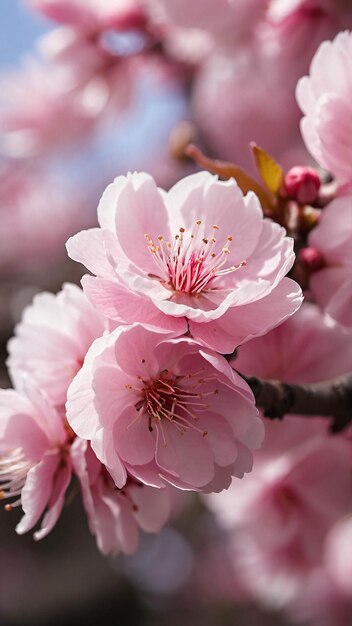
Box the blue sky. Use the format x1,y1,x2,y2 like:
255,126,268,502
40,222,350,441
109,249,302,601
0,1,51,66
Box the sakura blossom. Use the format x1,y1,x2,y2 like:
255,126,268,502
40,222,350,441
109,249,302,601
66,323,264,492
71,439,172,555
28,0,146,32
296,30,352,186
306,195,352,328
67,171,302,353
0,59,102,158
0,383,73,539
205,302,352,611
3,0,352,622
287,519,352,626
149,0,269,49
7,283,108,407
0,163,84,274
208,426,352,608
191,0,347,172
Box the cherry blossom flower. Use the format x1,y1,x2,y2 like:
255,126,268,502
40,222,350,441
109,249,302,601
192,0,342,171
0,60,102,158
0,164,84,274
149,0,269,49
67,171,302,353
0,384,73,540
66,323,264,493
208,429,352,608
296,30,352,185
28,0,146,32
288,520,352,626
205,303,352,610
7,283,108,407
71,439,171,555
306,195,352,328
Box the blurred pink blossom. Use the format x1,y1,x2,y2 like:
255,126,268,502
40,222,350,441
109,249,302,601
192,1,347,171
205,303,352,609
307,195,352,328
66,323,264,493
28,0,147,32
67,171,301,354
0,164,84,274
0,60,103,158
150,0,269,49
297,30,352,185
288,518,352,625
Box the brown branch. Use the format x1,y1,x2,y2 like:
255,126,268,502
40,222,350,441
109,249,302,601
240,374,352,433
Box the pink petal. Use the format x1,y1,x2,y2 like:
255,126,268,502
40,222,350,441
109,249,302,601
82,275,187,333
92,365,136,429
91,427,127,488
125,461,167,488
103,488,140,555
155,421,214,488
16,452,60,535
34,459,72,540
113,407,156,466
189,278,302,353
128,483,171,533
66,228,116,278
113,173,171,275
199,412,238,467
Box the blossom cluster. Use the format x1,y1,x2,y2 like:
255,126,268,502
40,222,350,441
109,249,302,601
2,4,352,625
2,0,352,275
0,169,302,555
200,28,352,626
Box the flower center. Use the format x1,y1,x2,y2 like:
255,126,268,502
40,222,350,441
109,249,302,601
134,369,219,445
145,220,246,295
0,448,32,511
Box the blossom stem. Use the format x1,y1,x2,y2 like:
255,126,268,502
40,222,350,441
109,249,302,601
240,373,352,433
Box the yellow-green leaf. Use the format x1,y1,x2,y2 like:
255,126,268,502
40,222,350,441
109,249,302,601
185,144,274,210
251,143,284,195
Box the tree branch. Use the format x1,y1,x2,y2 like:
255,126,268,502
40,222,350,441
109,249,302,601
240,374,352,433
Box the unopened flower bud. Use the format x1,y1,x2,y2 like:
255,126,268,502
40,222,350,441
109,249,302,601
284,167,321,205
299,247,325,271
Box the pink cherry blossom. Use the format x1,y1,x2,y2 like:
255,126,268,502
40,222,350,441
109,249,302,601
0,163,85,274
0,383,73,540
205,302,352,610
149,0,269,49
192,0,342,172
287,520,352,626
324,517,352,598
67,171,302,353
296,30,352,185
306,196,352,328
28,0,146,32
0,60,102,158
66,323,264,493
7,283,108,407
71,439,171,555
235,301,352,384
209,432,352,608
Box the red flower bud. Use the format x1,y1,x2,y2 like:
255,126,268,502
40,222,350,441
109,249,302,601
284,166,321,205
299,247,326,271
